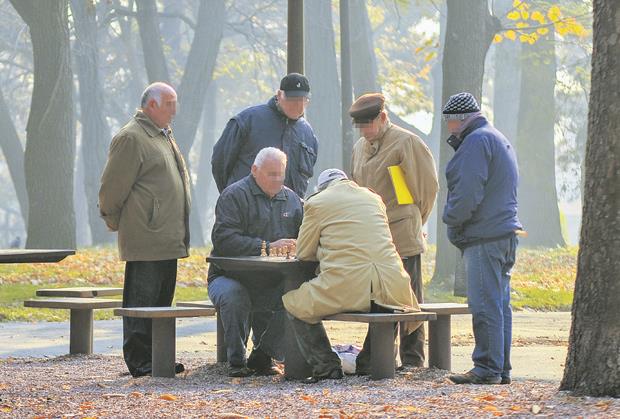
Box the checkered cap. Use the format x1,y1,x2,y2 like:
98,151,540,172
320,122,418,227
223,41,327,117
442,92,480,118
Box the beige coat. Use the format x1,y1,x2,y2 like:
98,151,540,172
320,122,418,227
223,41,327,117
99,111,191,261
282,180,421,333
351,122,438,257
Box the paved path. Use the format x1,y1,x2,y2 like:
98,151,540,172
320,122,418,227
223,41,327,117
0,311,570,381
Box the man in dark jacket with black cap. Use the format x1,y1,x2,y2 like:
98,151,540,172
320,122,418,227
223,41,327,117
211,73,319,198
441,92,522,385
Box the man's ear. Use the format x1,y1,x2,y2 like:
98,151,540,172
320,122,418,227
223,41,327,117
251,164,258,177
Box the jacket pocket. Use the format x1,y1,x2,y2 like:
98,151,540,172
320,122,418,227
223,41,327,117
148,198,161,229
297,141,316,178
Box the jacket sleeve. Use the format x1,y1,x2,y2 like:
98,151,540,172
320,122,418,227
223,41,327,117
442,138,490,227
211,191,262,256
401,135,439,225
98,134,142,231
211,118,245,193
295,202,321,262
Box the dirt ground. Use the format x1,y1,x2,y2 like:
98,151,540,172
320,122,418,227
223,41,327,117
0,311,617,418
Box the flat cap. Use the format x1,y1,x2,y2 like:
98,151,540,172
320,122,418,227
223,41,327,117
349,93,385,123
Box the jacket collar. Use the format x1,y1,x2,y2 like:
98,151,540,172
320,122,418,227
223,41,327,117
248,175,287,201
134,110,168,138
447,116,488,151
268,96,304,123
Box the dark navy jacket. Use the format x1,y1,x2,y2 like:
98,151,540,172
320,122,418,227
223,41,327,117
208,175,303,282
211,96,318,198
442,117,522,249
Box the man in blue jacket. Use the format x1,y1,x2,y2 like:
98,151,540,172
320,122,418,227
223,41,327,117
208,147,303,377
211,73,318,198
441,92,522,385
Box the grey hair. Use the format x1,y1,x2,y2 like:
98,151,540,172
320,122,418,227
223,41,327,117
140,82,175,108
253,147,287,168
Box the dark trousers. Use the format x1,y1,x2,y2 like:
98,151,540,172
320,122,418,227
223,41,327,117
399,255,425,366
122,259,177,377
288,314,342,378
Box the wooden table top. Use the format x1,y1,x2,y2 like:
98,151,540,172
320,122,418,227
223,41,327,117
206,255,318,278
36,287,123,298
0,249,75,263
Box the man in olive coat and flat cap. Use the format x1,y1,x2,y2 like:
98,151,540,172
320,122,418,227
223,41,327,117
283,169,421,383
349,93,438,369
99,82,191,378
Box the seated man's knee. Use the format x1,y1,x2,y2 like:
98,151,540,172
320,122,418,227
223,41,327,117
209,276,252,310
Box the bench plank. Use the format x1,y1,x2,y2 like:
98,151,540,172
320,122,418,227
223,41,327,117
114,307,215,318
36,287,123,298
419,303,469,316
176,301,214,309
325,312,436,323
24,298,121,309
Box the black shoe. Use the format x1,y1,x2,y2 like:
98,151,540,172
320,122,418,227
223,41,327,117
247,349,282,376
253,362,283,376
228,365,253,377
449,371,501,385
501,376,511,385
131,363,184,378
302,367,344,384
175,363,185,374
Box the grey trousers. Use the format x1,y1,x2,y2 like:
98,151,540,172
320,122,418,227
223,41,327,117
399,255,425,366
287,313,341,378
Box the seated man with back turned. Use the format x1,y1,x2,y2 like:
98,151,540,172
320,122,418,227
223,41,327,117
208,147,303,377
282,169,421,383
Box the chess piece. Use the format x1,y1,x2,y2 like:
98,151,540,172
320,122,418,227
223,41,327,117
290,243,296,257
284,245,290,259
260,241,267,257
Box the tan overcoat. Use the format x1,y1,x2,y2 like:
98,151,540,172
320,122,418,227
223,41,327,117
99,111,191,261
351,122,438,257
282,180,421,333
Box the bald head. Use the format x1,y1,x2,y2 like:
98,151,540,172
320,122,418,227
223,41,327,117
141,82,177,128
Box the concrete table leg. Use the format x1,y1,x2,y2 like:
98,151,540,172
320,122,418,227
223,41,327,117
152,318,176,378
428,315,451,370
370,323,396,380
216,311,227,363
69,309,93,355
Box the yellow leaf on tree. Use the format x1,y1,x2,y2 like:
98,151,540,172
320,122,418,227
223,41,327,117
507,11,520,21
505,30,517,40
531,10,545,24
537,27,550,35
519,34,530,43
493,34,504,43
548,5,561,22
521,10,530,19
516,22,529,29
512,0,521,7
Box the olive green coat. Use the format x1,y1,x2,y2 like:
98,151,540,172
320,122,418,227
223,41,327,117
99,111,191,261
351,122,438,257
282,180,421,333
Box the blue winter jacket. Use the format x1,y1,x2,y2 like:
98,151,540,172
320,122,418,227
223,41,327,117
442,117,522,249
211,96,318,198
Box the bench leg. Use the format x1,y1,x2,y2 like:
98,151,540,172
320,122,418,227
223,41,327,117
152,318,176,378
370,323,396,380
216,311,227,363
428,315,451,370
69,309,93,355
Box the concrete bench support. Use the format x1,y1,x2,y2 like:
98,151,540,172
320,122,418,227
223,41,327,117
114,306,216,378
24,298,122,355
420,303,470,370
325,312,436,380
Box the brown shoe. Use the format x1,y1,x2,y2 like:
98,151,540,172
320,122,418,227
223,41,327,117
448,371,501,385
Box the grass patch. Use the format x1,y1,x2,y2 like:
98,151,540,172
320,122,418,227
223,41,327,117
0,246,577,321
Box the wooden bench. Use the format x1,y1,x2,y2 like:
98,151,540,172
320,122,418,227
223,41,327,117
420,303,470,370
23,298,122,354
114,307,216,377
324,311,436,379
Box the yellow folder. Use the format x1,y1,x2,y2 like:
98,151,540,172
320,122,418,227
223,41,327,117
387,165,414,205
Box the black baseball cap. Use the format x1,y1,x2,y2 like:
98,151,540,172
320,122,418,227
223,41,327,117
280,73,310,97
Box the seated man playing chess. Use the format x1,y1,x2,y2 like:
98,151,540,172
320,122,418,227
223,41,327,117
208,147,303,377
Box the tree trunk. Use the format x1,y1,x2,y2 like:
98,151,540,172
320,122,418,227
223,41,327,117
71,0,115,245
431,0,499,286
9,0,76,249
560,0,620,397
135,0,170,83
0,89,28,225
349,0,380,96
304,0,342,176
340,0,354,172
112,0,145,107
515,26,566,247
492,0,521,144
